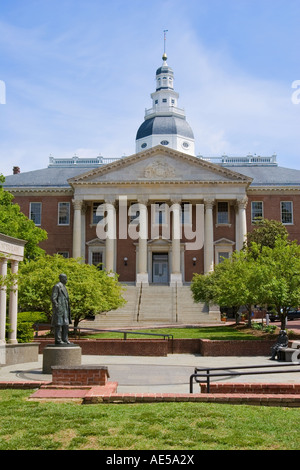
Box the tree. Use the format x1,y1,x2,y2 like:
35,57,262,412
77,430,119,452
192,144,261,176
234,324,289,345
0,175,47,259
18,255,126,329
191,250,264,325
254,238,300,330
245,218,289,251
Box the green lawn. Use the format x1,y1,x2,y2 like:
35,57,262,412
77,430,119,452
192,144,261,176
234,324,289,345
0,390,299,450
81,325,277,341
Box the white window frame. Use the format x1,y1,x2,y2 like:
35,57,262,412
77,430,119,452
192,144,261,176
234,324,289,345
88,246,105,270
58,202,70,226
92,202,105,225
29,202,42,226
217,201,229,225
251,201,264,223
281,201,293,225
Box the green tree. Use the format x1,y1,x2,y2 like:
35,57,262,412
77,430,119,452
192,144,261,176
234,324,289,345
18,255,126,329
255,238,300,330
245,218,289,251
0,175,47,259
191,250,264,325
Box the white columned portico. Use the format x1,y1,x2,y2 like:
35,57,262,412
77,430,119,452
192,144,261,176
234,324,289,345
105,198,117,273
72,199,83,259
236,197,248,251
0,258,8,345
136,198,149,285
8,260,19,344
204,199,215,274
170,199,183,286
0,234,26,347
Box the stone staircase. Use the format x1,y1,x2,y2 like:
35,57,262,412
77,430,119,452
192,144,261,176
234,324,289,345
81,284,219,331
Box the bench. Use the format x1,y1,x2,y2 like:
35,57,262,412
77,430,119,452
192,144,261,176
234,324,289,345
278,341,300,362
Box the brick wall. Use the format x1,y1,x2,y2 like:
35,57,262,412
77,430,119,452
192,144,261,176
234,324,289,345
51,365,109,386
36,338,275,357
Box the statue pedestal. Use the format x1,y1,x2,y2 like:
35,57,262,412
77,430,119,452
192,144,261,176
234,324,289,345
42,344,82,374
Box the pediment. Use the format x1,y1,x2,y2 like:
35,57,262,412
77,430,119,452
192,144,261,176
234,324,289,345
68,146,252,186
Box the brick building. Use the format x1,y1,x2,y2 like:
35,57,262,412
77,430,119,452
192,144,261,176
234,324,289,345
3,52,300,325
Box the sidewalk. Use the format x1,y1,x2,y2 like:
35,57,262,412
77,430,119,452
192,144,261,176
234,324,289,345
1,353,300,394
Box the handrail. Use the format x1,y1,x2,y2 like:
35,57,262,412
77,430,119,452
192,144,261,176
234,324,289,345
189,362,300,394
34,323,174,352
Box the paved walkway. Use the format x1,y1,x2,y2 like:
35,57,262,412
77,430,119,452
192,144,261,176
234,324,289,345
1,353,300,394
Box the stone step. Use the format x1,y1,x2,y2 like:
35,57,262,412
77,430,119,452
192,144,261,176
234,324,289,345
82,284,215,330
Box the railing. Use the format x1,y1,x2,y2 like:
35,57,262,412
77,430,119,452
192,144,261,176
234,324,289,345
189,362,300,394
144,105,185,118
34,324,174,351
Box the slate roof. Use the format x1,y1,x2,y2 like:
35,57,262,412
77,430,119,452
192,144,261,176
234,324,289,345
3,161,300,190
221,165,300,187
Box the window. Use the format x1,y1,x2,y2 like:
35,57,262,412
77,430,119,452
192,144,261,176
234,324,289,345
30,202,42,226
162,98,167,103
217,202,229,224
92,203,104,225
154,202,167,225
181,202,191,225
218,252,230,264
92,251,103,268
129,202,140,223
57,252,69,259
251,201,263,223
281,201,293,224
58,202,70,225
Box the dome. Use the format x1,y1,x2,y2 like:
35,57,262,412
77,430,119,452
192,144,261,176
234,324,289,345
136,116,194,141
156,64,174,76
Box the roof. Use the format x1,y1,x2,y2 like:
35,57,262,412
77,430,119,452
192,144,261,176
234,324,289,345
222,165,300,187
3,159,300,190
136,115,195,140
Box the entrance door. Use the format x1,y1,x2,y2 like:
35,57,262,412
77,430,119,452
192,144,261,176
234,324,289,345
152,253,169,283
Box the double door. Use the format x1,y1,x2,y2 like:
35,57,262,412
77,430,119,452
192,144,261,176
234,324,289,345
152,253,169,283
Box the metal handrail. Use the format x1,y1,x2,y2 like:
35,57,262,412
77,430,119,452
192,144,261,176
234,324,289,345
189,362,300,394
34,323,174,351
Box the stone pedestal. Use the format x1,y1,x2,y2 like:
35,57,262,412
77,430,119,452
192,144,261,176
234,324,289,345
42,344,82,374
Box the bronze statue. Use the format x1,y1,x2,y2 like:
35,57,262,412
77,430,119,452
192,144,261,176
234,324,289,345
51,274,72,344
270,330,289,360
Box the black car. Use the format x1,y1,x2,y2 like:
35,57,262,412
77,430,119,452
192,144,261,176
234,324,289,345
287,310,300,321
269,309,300,322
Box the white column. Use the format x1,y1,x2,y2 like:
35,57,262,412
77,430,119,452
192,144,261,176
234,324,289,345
0,259,8,345
72,199,83,259
170,199,183,286
237,197,248,251
8,260,19,344
204,199,215,274
105,199,116,273
136,198,149,285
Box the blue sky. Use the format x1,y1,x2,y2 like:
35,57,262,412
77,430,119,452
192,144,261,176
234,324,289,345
1,0,300,176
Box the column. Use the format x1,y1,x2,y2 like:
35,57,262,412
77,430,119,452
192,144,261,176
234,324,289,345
72,199,83,259
105,198,116,273
8,260,19,344
0,259,8,345
236,197,248,251
204,199,215,274
136,198,149,285
170,199,183,286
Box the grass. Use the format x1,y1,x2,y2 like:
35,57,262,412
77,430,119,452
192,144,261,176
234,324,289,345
81,325,284,341
0,390,299,450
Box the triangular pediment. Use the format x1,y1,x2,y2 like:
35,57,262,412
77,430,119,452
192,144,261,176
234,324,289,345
68,146,252,186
